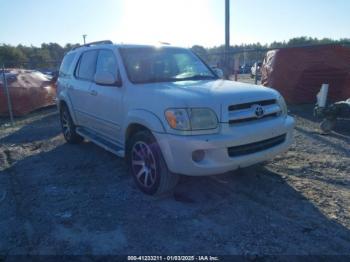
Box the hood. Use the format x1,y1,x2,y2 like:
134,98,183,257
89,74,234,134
131,79,280,122
147,79,279,105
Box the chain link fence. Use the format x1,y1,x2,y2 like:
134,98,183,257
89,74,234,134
201,47,269,85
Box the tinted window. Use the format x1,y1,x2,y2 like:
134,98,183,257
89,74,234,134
96,50,118,76
59,53,76,77
76,50,98,81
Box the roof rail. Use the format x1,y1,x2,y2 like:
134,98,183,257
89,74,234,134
159,41,171,45
71,40,113,51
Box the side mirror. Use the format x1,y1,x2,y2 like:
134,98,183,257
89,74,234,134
94,71,120,86
212,68,224,79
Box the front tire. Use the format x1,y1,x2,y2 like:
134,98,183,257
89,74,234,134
60,104,83,144
126,131,179,196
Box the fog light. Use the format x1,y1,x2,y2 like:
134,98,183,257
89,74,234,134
192,150,205,163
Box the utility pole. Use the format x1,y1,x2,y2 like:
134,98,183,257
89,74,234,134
225,0,230,79
83,34,87,44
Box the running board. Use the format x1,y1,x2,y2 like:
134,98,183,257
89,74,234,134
76,127,125,158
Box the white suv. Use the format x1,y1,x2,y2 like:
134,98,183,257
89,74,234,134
57,40,295,195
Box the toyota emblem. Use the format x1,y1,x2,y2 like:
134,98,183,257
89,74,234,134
253,105,265,118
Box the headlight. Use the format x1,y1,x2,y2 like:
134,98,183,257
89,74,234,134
189,108,218,130
277,95,288,116
165,108,218,131
165,109,190,130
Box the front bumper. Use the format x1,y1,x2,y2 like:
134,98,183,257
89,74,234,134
154,116,295,176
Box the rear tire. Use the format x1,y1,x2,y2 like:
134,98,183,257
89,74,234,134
126,130,179,196
60,104,83,144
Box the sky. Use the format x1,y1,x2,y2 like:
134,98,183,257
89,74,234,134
1,0,349,47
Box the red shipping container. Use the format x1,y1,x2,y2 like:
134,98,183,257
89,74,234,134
261,45,350,104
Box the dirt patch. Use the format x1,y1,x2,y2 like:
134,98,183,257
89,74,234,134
0,105,349,255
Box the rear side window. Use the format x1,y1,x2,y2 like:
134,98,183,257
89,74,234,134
59,53,76,77
76,50,98,81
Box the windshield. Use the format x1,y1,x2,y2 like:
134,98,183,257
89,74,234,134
120,47,217,84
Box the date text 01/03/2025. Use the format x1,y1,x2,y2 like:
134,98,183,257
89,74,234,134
127,255,220,261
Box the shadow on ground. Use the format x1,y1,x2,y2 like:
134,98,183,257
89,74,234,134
0,113,60,144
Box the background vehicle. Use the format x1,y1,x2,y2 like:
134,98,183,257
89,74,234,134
57,41,294,196
239,64,251,74
0,69,56,116
251,62,262,78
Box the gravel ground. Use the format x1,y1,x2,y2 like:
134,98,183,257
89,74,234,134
0,105,349,256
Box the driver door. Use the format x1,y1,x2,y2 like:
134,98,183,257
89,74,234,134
88,49,123,143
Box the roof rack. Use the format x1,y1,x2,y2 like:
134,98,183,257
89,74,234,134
158,41,171,45
71,40,113,51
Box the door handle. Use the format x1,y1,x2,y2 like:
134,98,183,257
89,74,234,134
90,90,98,96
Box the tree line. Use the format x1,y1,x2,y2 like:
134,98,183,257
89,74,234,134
0,37,349,70
0,43,79,69
192,37,350,68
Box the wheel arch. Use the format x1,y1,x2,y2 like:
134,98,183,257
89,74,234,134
57,95,77,124
124,109,166,144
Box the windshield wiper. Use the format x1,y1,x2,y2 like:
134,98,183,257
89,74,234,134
136,77,178,84
176,75,217,81
134,75,216,84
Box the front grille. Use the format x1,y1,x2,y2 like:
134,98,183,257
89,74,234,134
227,134,286,157
227,99,280,124
228,99,276,111
229,113,278,124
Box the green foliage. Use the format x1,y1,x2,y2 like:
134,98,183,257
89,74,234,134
0,45,27,67
192,37,350,68
0,42,79,69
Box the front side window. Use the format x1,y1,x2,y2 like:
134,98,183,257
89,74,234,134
76,50,98,81
96,50,118,76
120,47,217,84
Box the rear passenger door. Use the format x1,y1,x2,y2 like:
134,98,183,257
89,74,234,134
58,52,76,94
69,50,98,128
88,49,123,142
